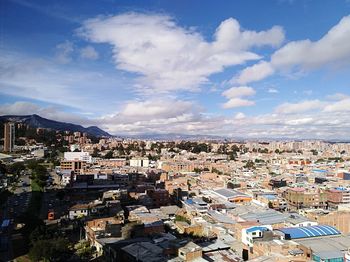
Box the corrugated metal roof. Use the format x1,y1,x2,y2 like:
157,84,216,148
277,225,341,239
214,188,248,198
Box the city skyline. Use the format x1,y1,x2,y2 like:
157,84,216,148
1,0,350,139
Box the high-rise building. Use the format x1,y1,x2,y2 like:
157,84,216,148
4,122,15,152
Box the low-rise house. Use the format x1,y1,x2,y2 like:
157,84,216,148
296,234,350,261
69,203,89,219
183,198,209,214
85,217,123,254
121,241,166,262
242,225,273,247
304,209,350,233
178,242,203,262
212,188,252,204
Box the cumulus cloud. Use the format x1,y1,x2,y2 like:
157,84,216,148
120,99,195,119
323,98,350,112
56,40,74,63
2,97,350,139
99,98,225,135
236,61,275,84
78,13,284,93
80,46,99,60
235,15,350,84
271,15,350,70
234,112,246,120
275,100,325,114
222,86,256,108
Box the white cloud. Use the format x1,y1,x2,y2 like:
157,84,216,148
323,98,350,112
222,98,255,109
275,100,324,114
222,86,256,108
79,13,284,93
235,15,350,84
271,15,350,70
268,88,279,93
222,86,256,98
56,40,74,63
234,112,246,120
120,99,194,119
0,101,95,126
3,98,350,140
326,93,349,101
80,46,99,60
236,61,275,84
285,117,314,125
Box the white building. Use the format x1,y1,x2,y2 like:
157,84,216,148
64,151,92,163
61,173,72,185
69,204,89,220
70,144,80,152
242,225,273,247
31,148,45,158
130,157,149,168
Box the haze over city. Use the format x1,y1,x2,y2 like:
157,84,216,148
1,0,350,139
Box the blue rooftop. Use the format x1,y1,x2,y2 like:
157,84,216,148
264,194,277,200
312,169,327,173
277,225,340,239
185,199,194,204
335,187,348,191
246,226,270,233
1,219,10,228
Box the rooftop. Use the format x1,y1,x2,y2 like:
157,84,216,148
277,225,341,239
214,188,249,199
296,235,350,253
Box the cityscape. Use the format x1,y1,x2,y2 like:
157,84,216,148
1,0,350,262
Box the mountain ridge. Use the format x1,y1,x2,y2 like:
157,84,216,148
0,114,111,137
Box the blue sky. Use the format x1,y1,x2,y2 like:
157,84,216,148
1,0,350,139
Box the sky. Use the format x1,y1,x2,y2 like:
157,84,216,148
1,0,350,139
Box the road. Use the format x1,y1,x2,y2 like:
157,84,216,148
40,171,67,222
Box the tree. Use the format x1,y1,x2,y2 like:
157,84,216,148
75,240,94,260
311,149,318,155
0,161,7,175
268,201,274,209
104,150,114,159
29,238,71,261
244,160,255,169
91,148,99,157
27,159,39,170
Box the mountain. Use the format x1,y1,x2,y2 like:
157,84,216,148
0,114,111,137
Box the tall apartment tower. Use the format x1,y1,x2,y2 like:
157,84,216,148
4,122,15,152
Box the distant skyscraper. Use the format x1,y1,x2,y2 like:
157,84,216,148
4,123,15,152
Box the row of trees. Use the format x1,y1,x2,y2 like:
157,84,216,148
27,160,48,190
